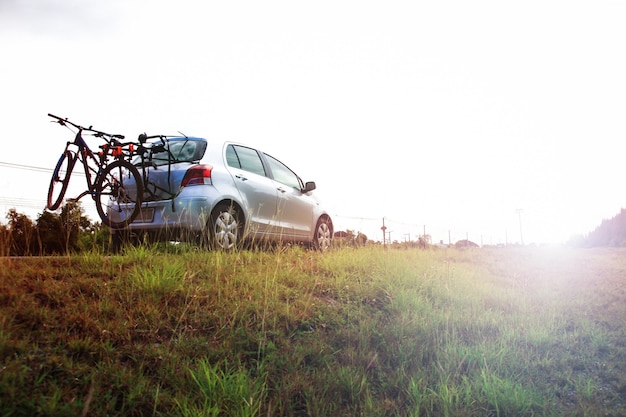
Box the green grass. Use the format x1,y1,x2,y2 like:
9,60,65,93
1,245,626,416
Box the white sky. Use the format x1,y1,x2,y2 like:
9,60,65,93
1,0,625,245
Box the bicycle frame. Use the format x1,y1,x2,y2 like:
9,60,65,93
47,113,144,228
63,128,108,202
125,135,181,204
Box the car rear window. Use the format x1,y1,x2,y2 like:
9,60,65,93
137,139,207,166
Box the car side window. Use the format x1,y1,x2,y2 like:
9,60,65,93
265,154,302,190
227,145,266,177
226,145,240,168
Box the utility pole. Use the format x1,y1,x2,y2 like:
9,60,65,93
381,218,387,248
516,209,524,245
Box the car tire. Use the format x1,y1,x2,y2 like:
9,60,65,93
210,203,242,250
313,216,333,251
111,230,150,253
110,230,125,254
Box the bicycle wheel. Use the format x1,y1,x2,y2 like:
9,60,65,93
47,150,75,210
95,160,143,229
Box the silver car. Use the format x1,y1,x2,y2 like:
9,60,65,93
110,137,333,250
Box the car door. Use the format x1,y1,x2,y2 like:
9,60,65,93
224,144,280,237
263,153,316,240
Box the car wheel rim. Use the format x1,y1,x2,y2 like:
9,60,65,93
215,211,238,249
316,221,331,250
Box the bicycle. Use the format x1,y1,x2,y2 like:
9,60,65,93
112,132,196,206
47,113,144,229
130,133,185,204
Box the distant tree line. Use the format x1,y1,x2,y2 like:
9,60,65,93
569,208,626,247
0,202,109,256
333,230,368,247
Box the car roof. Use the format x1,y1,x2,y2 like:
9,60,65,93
165,136,206,142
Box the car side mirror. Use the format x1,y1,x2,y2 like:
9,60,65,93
303,181,316,193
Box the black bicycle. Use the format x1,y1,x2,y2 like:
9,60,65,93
131,133,182,202
106,132,192,202
47,113,144,229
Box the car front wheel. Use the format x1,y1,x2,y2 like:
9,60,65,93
210,203,242,250
313,216,333,251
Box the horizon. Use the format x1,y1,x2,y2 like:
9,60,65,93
1,1,625,245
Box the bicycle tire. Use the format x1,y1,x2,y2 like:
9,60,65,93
95,160,143,229
47,150,75,210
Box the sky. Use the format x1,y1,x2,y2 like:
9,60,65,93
1,0,625,245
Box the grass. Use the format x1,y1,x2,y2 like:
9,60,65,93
1,244,626,416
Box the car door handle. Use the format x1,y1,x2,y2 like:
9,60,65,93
235,174,248,181
277,187,287,194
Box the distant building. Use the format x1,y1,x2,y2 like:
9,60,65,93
454,239,479,248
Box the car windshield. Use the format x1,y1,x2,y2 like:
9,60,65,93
134,138,207,167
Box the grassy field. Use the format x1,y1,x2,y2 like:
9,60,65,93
1,245,625,416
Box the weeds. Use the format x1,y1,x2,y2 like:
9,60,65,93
1,246,625,416
179,359,267,417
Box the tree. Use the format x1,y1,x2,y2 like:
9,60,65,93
34,201,93,254
344,230,368,246
60,201,87,253
581,208,626,247
3,204,95,255
0,223,9,256
6,209,36,256
36,210,64,254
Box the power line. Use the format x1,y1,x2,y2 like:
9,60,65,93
0,161,53,173
0,160,85,177
0,197,46,207
333,214,379,222
333,214,425,229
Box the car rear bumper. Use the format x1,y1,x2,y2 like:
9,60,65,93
111,196,213,234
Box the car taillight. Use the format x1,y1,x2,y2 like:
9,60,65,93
181,164,213,187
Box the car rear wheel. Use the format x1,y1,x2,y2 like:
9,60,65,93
313,216,333,251
210,203,242,250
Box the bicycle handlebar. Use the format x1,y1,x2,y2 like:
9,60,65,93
49,113,180,162
48,113,125,141
105,134,164,149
